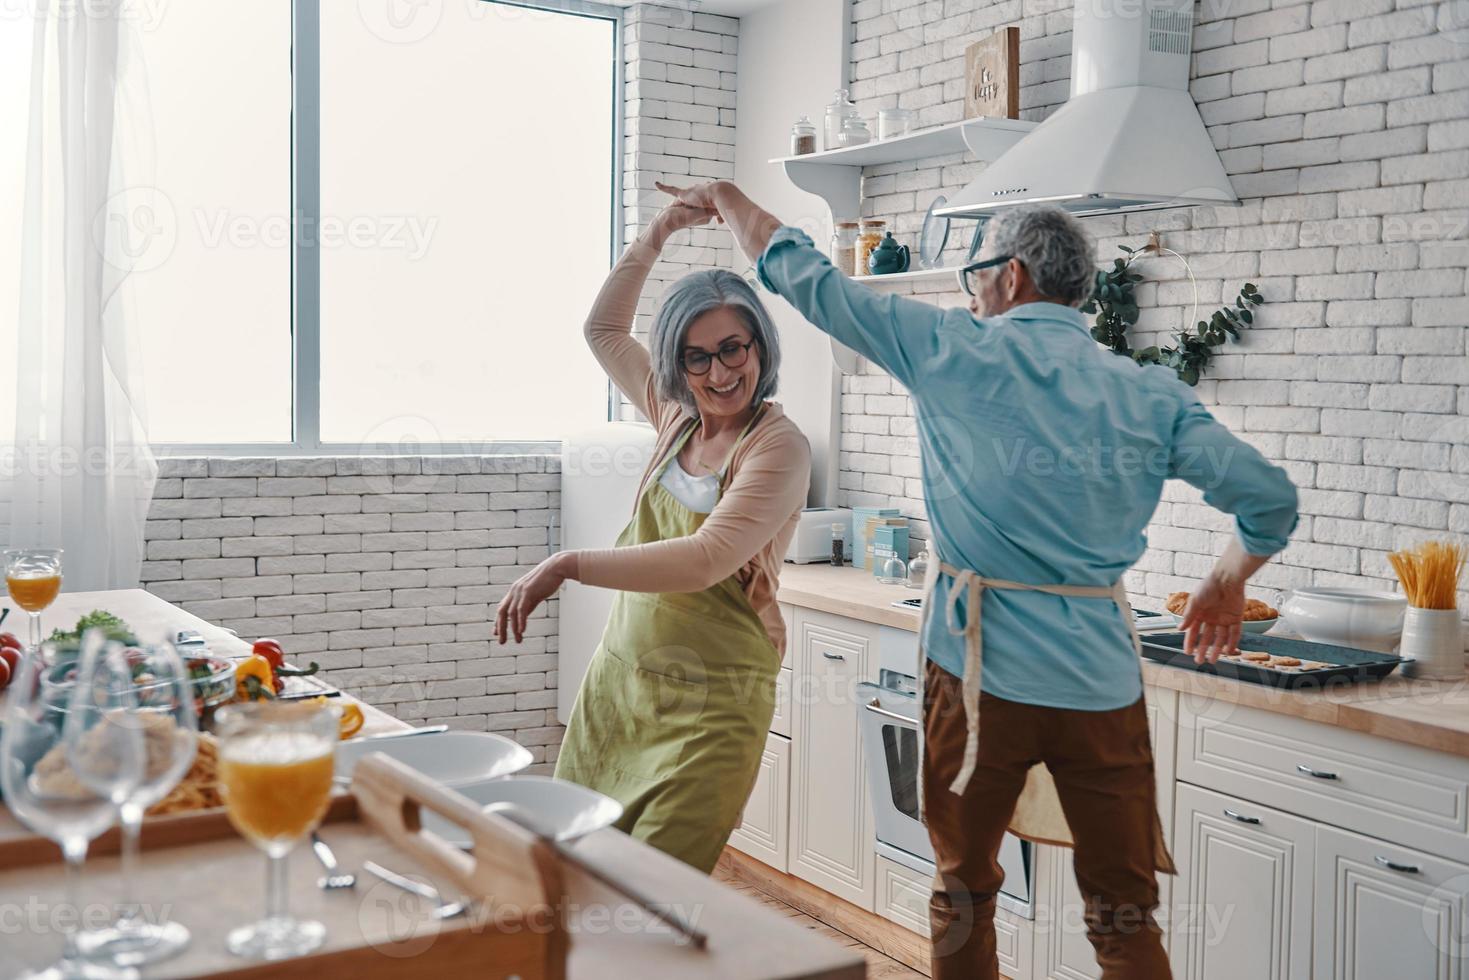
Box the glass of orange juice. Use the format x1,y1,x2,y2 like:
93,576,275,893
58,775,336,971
215,700,340,960
3,547,63,651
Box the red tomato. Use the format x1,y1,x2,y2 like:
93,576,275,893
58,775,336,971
0,657,10,691
0,632,22,652
0,646,18,677
251,638,286,670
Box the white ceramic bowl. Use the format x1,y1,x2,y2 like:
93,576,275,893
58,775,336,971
422,775,624,848
1279,587,1407,653
1241,617,1278,634
334,731,532,787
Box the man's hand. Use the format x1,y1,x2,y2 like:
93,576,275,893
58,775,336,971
655,179,727,213
495,552,577,645
1178,573,1245,664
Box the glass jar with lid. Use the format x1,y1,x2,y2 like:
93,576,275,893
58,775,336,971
905,547,930,589
823,89,858,150
878,107,916,141
790,116,817,156
836,115,872,147
856,220,886,277
831,222,859,277
877,553,908,586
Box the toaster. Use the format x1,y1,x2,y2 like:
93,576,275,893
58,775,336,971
785,508,853,564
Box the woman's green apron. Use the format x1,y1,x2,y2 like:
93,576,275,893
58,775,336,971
554,406,780,873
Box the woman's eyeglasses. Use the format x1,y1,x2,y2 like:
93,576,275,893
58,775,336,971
682,339,756,375
959,254,1016,297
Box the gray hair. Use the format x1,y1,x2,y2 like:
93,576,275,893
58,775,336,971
984,204,1096,306
649,269,781,411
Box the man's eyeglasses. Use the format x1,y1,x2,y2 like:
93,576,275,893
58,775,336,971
959,254,1016,297
682,339,756,375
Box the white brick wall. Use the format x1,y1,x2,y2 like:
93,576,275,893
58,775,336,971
144,456,565,772
840,0,1469,628
619,3,742,419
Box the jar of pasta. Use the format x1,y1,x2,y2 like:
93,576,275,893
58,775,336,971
856,220,886,278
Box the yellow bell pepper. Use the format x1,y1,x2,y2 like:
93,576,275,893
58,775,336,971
234,654,276,701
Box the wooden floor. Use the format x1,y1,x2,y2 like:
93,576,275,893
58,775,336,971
713,867,927,980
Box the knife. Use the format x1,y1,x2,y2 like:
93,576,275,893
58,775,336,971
348,724,449,742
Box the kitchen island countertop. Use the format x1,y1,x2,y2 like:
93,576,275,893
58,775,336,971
777,562,1469,760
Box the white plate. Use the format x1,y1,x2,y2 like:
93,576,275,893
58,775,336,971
334,731,531,787
422,775,624,848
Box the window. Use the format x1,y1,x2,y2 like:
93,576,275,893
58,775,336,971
132,2,295,444
317,1,618,447
78,0,620,449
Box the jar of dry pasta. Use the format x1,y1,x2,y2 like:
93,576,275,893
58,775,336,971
856,220,886,277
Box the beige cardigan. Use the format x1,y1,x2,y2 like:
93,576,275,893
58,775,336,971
574,236,811,652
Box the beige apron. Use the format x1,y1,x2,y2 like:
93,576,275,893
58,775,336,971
916,555,1176,875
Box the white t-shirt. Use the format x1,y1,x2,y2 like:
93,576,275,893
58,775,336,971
658,456,722,514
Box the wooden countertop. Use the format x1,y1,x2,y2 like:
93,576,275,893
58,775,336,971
777,562,1469,760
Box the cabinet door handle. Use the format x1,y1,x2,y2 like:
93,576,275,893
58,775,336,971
1223,808,1261,825
822,651,846,661
1374,855,1421,875
1296,763,1338,780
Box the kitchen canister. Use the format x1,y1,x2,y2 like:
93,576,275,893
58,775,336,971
1400,608,1465,680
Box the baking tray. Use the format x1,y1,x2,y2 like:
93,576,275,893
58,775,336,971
1140,631,1405,689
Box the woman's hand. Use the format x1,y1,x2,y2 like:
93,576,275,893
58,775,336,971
1178,572,1245,665
656,179,727,213
495,552,577,645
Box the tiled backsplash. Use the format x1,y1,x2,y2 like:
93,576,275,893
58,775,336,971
840,0,1468,621
142,456,564,771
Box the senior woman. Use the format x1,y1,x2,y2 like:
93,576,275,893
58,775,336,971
492,199,810,873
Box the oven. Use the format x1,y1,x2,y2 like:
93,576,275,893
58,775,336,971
857,623,1035,919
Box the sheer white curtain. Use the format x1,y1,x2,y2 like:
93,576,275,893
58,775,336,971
4,0,157,590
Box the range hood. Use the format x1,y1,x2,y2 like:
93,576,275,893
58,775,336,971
937,0,1239,219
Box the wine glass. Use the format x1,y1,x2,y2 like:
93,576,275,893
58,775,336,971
4,548,64,651
0,637,133,980
64,639,198,966
215,700,340,960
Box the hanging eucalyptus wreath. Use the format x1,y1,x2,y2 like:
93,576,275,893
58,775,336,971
1081,242,1265,386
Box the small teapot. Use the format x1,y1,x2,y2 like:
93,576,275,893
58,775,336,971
868,232,910,275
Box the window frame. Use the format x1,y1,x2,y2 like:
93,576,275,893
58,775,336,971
157,0,624,456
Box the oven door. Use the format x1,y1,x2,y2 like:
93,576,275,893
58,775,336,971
857,681,1035,917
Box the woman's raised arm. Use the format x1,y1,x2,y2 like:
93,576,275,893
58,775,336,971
583,203,718,424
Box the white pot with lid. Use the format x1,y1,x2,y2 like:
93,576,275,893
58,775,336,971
1278,587,1407,653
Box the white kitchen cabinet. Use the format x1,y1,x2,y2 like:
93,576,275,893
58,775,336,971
1313,823,1468,979
729,732,791,872
771,667,792,739
875,855,930,934
1177,698,1469,864
788,607,878,909
1171,783,1315,980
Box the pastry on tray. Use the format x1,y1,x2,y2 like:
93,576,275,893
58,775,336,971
1161,590,1278,621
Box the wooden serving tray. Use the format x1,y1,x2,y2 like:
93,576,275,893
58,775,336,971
0,756,568,979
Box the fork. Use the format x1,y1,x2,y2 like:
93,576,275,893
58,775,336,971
310,832,357,890
362,860,468,920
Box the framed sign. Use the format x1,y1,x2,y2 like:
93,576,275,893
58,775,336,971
964,26,1020,120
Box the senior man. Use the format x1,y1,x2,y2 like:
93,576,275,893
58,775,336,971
660,180,1299,979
